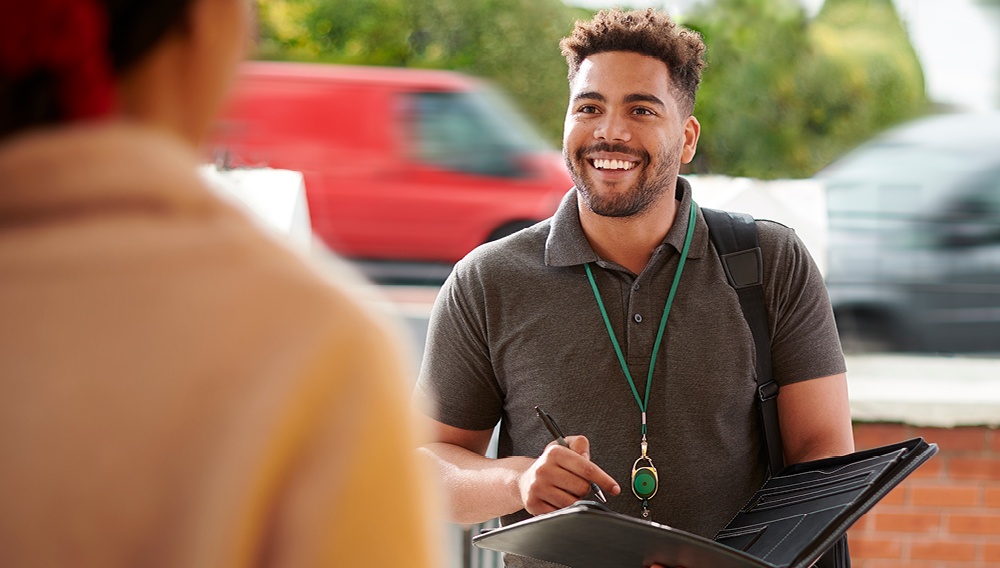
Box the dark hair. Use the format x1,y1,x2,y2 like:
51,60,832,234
559,8,706,115
0,0,193,137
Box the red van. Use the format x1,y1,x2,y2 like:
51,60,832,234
211,61,572,263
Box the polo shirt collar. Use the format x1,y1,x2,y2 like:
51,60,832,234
545,176,709,268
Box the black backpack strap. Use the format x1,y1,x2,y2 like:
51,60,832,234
701,207,784,476
703,206,850,568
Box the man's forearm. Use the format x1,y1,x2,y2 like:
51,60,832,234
417,442,534,525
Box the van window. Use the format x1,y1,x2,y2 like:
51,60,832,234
933,164,1000,247
402,90,548,178
824,145,978,217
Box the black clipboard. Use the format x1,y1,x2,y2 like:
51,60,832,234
473,438,938,568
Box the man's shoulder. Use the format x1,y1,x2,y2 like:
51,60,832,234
702,212,802,263
452,218,552,280
753,218,793,239
751,218,817,265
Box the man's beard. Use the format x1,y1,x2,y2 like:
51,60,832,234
564,142,678,218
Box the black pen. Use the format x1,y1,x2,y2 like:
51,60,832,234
534,405,607,503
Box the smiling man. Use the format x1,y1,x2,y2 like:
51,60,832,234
416,8,854,568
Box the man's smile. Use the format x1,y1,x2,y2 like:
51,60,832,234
590,158,638,171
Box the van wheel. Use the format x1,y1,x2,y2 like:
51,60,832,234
486,220,537,243
836,310,903,353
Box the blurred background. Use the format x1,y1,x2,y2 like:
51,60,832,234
201,2,1000,565
208,0,1000,356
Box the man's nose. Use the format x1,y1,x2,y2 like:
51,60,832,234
594,113,631,142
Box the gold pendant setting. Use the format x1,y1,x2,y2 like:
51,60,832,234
631,439,658,517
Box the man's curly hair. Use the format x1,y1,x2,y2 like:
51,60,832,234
559,8,706,115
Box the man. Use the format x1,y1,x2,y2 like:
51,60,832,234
415,8,853,566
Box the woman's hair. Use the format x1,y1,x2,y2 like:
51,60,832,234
559,8,706,116
0,0,193,137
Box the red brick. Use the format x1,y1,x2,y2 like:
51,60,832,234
915,426,988,453
853,423,912,451
877,485,908,505
950,458,1000,480
947,513,1000,535
990,427,1000,453
986,542,1000,563
874,512,940,532
850,513,870,531
986,487,1000,509
911,485,979,507
910,540,977,561
847,537,901,559
910,458,944,479
859,564,936,568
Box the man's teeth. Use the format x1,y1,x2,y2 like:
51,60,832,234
592,159,636,170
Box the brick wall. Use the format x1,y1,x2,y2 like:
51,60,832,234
848,423,1000,567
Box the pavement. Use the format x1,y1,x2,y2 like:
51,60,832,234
845,354,1000,427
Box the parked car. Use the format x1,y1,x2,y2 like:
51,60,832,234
818,113,1000,353
209,61,571,265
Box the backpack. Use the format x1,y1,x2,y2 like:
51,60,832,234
702,207,851,568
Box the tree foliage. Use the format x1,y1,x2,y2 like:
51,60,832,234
254,0,927,179
255,0,587,144
683,0,927,178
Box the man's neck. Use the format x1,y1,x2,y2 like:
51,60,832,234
578,191,679,275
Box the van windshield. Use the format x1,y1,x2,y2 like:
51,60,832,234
822,144,991,217
403,88,550,178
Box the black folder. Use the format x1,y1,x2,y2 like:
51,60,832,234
473,438,937,568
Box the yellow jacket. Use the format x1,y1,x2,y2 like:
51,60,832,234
0,123,439,567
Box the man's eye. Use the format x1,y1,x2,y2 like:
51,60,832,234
633,108,654,115
579,105,601,114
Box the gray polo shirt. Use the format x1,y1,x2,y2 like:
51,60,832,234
417,178,845,562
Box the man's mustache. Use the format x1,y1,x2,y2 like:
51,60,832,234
574,142,648,163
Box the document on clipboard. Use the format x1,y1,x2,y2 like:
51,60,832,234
472,438,937,568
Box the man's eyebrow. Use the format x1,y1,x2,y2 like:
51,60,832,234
571,91,605,103
623,93,666,108
570,91,667,108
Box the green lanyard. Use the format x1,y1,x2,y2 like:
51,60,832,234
583,199,697,516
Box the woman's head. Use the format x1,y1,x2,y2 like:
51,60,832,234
0,0,249,144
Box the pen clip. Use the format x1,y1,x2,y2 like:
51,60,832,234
546,412,566,438
534,405,566,439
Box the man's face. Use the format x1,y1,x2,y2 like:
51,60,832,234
562,51,699,218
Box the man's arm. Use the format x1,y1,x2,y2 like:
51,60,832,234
647,373,851,568
416,417,620,525
777,372,854,465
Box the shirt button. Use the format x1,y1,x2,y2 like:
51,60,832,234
634,314,642,323
633,283,640,291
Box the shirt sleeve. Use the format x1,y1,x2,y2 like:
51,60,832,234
414,258,505,432
758,221,847,386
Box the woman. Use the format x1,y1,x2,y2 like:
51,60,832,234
0,1,438,566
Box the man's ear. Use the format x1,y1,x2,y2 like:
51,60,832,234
681,115,700,164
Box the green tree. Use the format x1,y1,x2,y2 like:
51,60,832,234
684,0,927,178
255,0,927,178
254,0,588,144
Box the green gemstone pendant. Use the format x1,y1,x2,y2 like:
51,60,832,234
631,440,658,517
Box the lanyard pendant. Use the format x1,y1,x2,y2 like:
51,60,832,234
631,439,658,517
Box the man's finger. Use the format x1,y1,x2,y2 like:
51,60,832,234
524,466,592,514
548,442,621,496
535,448,596,496
566,434,591,460
530,479,589,510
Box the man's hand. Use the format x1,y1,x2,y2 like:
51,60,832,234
518,435,620,515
